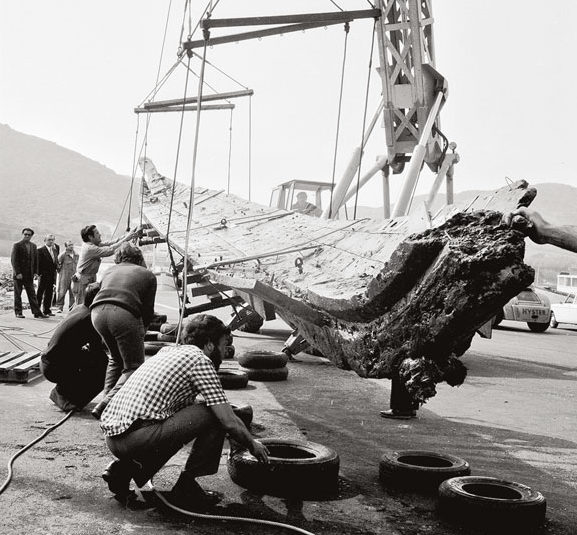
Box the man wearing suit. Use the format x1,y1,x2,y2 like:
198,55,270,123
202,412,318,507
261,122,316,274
37,234,60,316
11,228,45,319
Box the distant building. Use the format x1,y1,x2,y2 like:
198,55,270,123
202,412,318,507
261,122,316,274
557,272,577,294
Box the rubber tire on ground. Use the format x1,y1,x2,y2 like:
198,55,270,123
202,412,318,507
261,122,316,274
230,403,253,428
241,366,288,382
160,323,178,335
144,331,160,342
228,438,339,499
527,321,549,333
238,350,288,369
379,450,470,491
152,313,168,324
238,314,264,334
550,312,558,328
144,341,173,356
157,333,178,343
438,476,546,534
218,369,249,390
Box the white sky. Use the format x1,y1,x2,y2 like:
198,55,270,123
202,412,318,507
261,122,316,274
1,1,576,208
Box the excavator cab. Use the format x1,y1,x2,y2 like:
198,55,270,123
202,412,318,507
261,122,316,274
270,180,334,216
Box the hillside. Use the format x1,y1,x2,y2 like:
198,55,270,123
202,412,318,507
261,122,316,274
2,123,576,284
0,124,137,254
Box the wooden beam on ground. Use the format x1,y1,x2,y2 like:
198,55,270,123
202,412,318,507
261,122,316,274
143,90,254,110
134,104,235,114
201,9,381,28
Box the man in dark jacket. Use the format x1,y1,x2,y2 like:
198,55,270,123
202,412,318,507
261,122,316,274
37,233,60,316
41,283,108,411
11,227,45,318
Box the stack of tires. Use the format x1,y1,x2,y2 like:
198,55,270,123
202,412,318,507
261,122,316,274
237,350,289,381
378,450,546,533
144,315,175,356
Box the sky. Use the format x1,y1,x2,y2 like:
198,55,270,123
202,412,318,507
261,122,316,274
2,0,577,210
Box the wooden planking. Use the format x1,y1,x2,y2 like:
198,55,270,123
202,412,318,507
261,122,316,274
141,168,534,305
0,351,43,383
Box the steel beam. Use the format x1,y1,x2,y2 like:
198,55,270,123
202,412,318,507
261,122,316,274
143,90,253,110
135,104,235,114
202,9,381,28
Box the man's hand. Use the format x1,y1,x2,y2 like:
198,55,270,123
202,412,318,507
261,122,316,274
249,439,270,463
15,273,23,280
501,207,550,245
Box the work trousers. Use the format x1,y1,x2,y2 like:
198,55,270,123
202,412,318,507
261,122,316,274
390,373,419,412
91,304,145,406
73,275,96,307
56,273,76,312
13,278,41,316
106,403,226,487
40,348,108,408
37,273,56,314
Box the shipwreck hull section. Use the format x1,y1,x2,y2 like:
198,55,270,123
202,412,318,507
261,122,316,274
139,158,536,398
212,211,533,381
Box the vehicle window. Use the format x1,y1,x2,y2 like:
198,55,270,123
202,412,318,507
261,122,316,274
517,290,539,302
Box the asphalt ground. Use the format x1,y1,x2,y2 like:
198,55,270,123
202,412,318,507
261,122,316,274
0,283,575,534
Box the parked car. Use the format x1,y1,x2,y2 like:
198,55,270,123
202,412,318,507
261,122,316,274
493,288,551,332
550,294,577,328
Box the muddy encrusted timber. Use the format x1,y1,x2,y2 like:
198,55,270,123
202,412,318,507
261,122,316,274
140,161,535,402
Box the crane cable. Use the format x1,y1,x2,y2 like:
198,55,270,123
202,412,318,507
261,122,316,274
175,35,209,346
353,20,377,220
328,22,350,219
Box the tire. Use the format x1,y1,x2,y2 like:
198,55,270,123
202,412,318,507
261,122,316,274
238,314,264,333
379,450,470,490
527,321,549,333
550,312,558,328
144,341,172,356
228,438,339,499
157,333,177,343
492,310,504,327
160,322,178,335
218,369,249,390
438,476,546,533
230,403,253,428
241,366,288,382
144,331,160,342
152,313,168,324
238,350,288,369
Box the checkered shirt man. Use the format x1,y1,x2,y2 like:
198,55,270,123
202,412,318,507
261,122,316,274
100,344,228,437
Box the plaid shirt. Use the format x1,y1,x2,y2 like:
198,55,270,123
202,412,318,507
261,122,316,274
100,345,228,437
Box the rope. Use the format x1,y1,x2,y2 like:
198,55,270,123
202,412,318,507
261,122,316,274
328,0,344,11
353,20,377,220
227,108,233,194
0,410,74,496
176,37,210,345
126,115,141,232
328,22,350,219
248,95,253,201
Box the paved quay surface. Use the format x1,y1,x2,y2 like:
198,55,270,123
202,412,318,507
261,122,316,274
0,290,575,534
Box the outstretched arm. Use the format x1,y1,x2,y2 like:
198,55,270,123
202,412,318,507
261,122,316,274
502,207,577,253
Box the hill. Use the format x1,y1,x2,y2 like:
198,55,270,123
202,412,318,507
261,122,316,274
2,123,576,285
0,124,137,255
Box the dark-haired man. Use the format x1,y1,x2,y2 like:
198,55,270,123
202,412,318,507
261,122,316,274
11,228,44,318
41,283,108,411
100,314,269,511
73,225,136,306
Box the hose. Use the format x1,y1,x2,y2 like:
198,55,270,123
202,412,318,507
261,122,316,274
147,478,316,535
0,412,316,534
0,409,75,495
